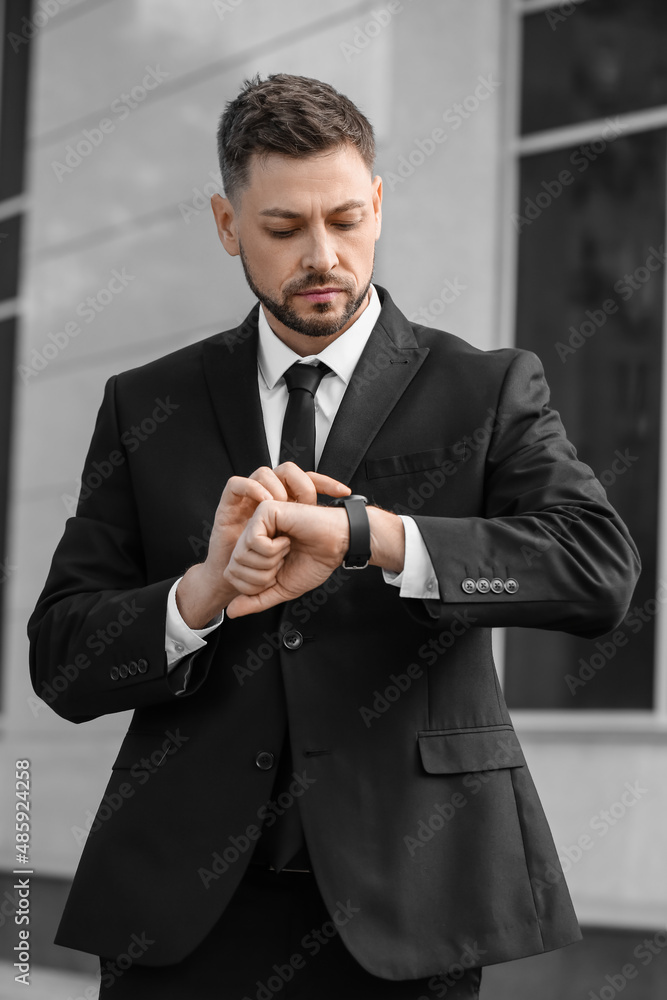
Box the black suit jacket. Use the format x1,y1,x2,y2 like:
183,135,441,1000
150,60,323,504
28,285,640,980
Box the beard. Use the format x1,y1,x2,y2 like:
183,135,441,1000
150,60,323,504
238,243,374,338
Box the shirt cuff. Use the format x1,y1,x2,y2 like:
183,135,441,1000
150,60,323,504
165,577,224,671
382,516,440,599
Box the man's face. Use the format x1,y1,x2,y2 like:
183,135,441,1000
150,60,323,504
212,144,382,343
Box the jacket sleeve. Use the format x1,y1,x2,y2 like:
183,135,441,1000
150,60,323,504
405,349,641,637
27,376,220,723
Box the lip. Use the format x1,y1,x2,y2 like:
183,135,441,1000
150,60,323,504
296,288,343,303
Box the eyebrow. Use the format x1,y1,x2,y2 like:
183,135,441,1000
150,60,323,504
259,199,367,219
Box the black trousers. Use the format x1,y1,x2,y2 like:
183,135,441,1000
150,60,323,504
98,864,482,999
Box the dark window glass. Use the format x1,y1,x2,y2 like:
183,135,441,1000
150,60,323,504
521,0,667,135
0,215,21,300
0,318,16,710
504,129,664,710
0,0,34,199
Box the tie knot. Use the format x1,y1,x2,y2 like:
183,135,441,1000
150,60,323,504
283,360,331,397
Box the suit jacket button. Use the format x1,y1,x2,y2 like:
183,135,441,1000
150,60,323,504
118,664,129,679
283,630,303,650
504,578,519,594
137,659,148,673
110,667,119,681
128,661,138,675
255,751,275,770
476,578,491,594
461,578,476,595
490,578,504,594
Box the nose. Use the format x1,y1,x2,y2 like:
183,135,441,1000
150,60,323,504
301,225,338,273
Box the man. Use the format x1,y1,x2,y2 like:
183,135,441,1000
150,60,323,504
29,74,640,999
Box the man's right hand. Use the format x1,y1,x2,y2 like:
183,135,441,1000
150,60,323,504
175,463,350,629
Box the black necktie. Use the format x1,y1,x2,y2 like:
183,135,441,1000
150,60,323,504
279,361,331,471
255,361,331,872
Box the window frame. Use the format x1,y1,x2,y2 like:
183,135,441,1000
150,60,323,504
496,0,667,734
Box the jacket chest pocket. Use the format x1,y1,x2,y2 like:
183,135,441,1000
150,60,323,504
365,445,467,481
363,446,468,512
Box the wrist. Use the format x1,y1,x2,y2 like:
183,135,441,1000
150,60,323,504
368,506,405,574
176,563,236,629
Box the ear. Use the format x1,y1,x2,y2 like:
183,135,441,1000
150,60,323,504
372,175,382,241
211,193,240,256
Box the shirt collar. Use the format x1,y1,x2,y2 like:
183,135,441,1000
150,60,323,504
257,284,381,390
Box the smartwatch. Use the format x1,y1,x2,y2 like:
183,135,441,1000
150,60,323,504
330,494,371,569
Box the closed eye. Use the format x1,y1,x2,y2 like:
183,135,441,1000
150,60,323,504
267,221,361,239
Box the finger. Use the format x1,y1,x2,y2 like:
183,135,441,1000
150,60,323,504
249,466,289,502
222,475,275,506
224,561,284,593
306,472,352,498
226,585,284,618
271,462,319,504
272,464,351,504
245,532,290,559
231,542,289,570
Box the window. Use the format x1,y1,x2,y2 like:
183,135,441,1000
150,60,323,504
503,0,666,717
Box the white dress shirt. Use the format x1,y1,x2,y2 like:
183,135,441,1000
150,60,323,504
165,285,440,669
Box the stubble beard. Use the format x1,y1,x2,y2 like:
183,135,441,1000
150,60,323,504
238,243,374,338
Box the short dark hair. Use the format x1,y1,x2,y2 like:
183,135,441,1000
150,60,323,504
217,73,375,203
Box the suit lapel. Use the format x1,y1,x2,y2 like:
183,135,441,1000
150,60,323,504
200,286,430,485
317,286,430,486
201,304,272,476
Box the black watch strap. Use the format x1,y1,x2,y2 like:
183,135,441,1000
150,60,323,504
331,495,370,569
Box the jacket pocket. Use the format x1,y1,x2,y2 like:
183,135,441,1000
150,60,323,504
417,725,525,774
111,731,176,770
365,445,464,480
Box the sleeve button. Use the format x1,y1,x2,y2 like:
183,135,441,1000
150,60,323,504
490,578,504,594
461,578,476,594
476,578,491,594
504,578,519,594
